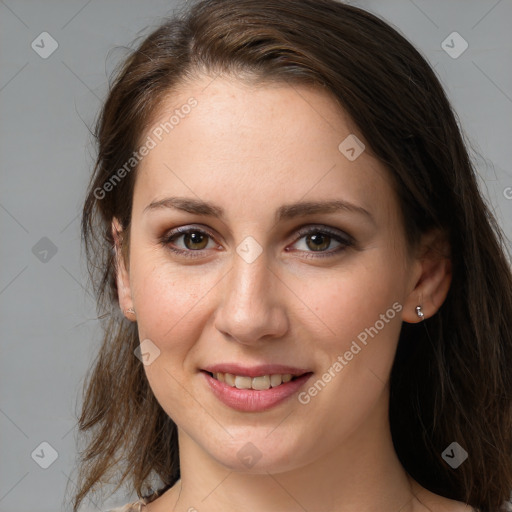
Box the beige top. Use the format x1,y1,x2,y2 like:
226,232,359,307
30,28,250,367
106,498,148,512
106,495,512,512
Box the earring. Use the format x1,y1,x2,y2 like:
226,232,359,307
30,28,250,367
125,307,135,315
415,305,425,321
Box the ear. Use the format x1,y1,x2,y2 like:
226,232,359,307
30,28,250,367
112,217,136,321
402,228,452,323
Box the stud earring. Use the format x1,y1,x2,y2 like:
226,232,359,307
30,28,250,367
125,307,135,315
415,305,425,321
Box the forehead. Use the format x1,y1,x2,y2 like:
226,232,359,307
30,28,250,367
132,75,395,223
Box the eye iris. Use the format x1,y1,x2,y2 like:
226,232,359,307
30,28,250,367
306,233,330,251
184,231,208,250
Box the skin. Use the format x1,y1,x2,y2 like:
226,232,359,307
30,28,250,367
112,74,468,512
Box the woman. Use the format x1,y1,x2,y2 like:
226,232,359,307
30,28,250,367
72,0,512,511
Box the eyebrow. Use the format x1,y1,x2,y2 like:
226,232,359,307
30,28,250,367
143,196,375,225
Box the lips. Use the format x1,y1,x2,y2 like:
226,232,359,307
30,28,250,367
200,363,313,412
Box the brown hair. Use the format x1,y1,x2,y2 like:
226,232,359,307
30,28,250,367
72,1,512,510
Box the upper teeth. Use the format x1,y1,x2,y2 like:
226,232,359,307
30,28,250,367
213,372,293,390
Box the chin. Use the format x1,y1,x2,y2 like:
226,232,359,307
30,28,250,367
205,435,306,474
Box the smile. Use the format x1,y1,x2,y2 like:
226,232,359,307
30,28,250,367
201,370,313,412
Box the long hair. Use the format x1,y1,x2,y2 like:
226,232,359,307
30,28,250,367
73,1,512,510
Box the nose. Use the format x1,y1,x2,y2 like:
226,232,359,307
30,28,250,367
213,249,289,346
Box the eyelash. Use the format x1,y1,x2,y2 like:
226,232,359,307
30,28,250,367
159,225,354,260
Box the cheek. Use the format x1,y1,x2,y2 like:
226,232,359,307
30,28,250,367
129,251,212,346
291,262,404,440
131,260,216,420
295,255,404,350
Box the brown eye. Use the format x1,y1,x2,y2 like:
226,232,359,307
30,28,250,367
181,231,209,250
160,226,217,258
289,226,354,258
304,232,332,252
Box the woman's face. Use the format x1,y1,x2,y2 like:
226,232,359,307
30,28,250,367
114,74,424,474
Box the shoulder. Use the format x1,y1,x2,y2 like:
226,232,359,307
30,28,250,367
414,494,473,512
409,479,474,512
105,498,147,512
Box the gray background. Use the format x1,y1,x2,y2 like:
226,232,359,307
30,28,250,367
1,1,511,511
